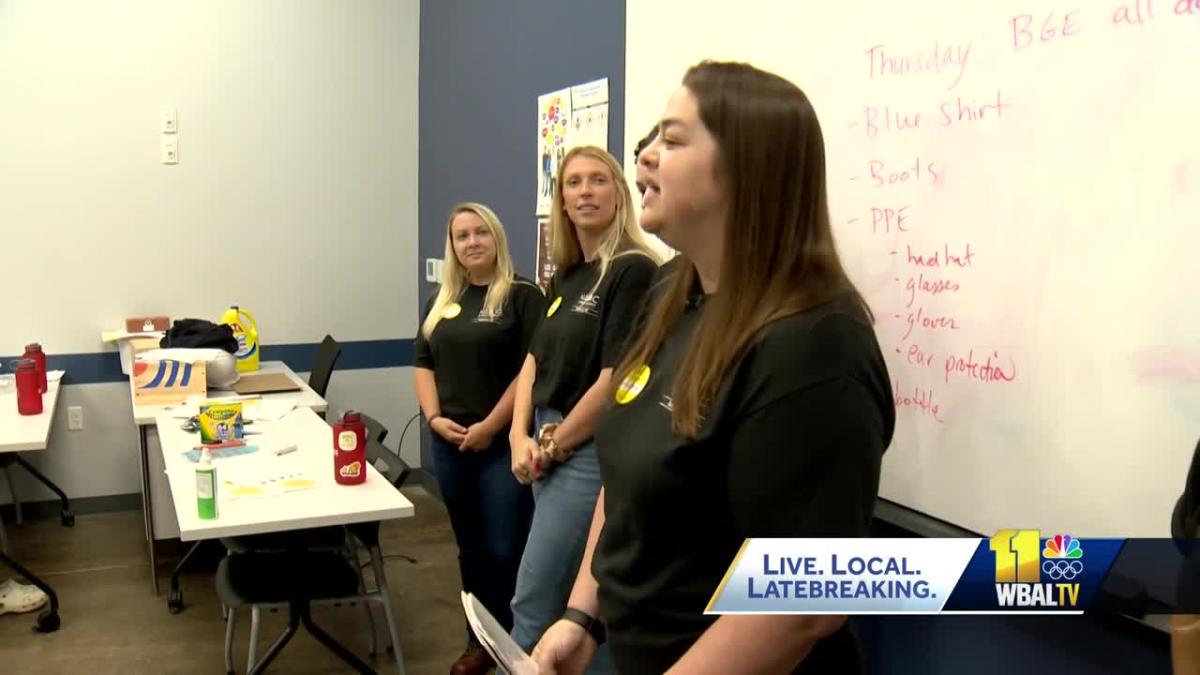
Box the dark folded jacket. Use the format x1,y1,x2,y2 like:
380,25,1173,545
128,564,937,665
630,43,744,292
159,319,239,354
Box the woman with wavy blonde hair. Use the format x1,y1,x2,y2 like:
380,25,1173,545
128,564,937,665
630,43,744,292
413,202,545,674
507,146,661,673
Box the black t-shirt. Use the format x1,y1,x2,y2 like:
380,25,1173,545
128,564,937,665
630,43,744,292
592,293,896,675
629,254,684,334
529,253,657,417
651,254,684,288
413,278,545,427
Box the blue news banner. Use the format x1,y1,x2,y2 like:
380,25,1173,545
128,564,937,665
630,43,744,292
706,533,1200,615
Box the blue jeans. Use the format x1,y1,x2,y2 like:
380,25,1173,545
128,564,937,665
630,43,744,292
509,408,614,673
431,431,533,646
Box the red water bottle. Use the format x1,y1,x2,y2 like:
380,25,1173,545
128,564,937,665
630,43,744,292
333,411,367,485
22,343,47,394
15,359,43,416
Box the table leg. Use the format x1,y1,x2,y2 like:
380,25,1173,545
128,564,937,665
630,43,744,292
370,544,406,675
0,550,61,633
168,540,205,613
137,424,159,595
12,456,74,527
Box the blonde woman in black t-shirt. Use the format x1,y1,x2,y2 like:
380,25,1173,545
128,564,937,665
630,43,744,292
413,202,544,675
532,62,896,675
507,146,661,672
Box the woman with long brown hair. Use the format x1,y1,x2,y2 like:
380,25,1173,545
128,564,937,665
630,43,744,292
532,61,896,674
507,145,661,672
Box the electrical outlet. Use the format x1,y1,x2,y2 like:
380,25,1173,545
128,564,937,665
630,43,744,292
68,406,83,431
161,106,178,134
161,136,179,164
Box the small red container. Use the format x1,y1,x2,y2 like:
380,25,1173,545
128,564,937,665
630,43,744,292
333,411,367,485
22,343,47,394
15,359,43,416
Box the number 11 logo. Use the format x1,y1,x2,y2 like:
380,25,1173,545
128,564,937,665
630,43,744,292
990,529,1041,583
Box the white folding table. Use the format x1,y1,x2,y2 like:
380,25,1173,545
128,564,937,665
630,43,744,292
129,361,327,595
0,376,69,633
155,404,413,673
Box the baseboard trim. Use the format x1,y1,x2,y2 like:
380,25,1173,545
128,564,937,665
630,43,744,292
0,492,143,520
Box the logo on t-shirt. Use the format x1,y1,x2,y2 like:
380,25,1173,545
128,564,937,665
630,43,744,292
615,364,651,405
441,303,462,320
571,293,601,317
473,308,503,324
658,395,674,412
547,296,563,317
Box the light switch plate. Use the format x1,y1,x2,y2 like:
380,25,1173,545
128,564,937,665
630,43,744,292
425,258,443,282
161,136,179,164
161,106,178,134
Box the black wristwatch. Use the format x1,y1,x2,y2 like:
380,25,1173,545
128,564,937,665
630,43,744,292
562,607,606,645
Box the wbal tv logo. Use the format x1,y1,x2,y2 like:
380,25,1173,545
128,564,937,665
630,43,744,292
990,530,1083,608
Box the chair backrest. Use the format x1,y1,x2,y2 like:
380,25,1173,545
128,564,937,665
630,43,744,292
308,334,342,398
357,412,389,444
366,439,412,489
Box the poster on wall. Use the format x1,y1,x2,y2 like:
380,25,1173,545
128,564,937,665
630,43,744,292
536,88,571,216
536,218,555,291
568,78,609,152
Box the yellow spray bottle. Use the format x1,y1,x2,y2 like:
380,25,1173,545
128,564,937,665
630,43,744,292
220,305,260,373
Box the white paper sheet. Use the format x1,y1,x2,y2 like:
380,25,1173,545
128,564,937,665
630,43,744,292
568,78,609,151
462,592,539,674
250,399,297,422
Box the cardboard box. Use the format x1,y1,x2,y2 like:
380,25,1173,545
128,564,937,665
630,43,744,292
132,358,206,405
130,336,161,358
126,316,171,333
122,336,165,377
102,330,167,375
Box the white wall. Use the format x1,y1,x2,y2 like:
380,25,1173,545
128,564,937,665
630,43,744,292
0,0,421,503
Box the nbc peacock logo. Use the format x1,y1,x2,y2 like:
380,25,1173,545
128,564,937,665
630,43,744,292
1041,534,1084,582
990,530,1082,608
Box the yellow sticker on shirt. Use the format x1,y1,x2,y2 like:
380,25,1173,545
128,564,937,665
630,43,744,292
442,303,462,319
615,364,651,405
547,296,562,317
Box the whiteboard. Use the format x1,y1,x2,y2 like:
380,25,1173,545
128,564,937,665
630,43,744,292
625,0,1200,537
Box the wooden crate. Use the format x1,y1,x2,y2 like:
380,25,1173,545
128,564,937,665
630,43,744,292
132,359,207,405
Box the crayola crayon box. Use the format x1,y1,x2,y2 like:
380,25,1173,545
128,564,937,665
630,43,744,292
198,402,244,444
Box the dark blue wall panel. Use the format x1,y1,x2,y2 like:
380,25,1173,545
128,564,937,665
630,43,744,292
417,0,626,468
418,0,626,294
